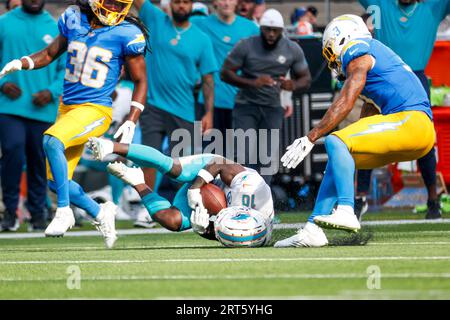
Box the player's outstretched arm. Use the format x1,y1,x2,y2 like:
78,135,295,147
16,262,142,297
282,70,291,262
307,55,372,143
281,55,372,169
0,35,67,78
114,55,148,144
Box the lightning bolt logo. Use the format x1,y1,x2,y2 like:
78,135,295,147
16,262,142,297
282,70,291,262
127,34,145,47
350,115,411,137
70,117,106,141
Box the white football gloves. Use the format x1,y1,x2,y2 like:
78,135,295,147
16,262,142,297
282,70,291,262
190,205,210,235
281,136,315,169
187,188,204,210
114,120,136,144
0,59,22,79
188,188,210,234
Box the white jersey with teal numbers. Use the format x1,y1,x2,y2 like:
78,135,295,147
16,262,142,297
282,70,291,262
58,6,146,107
341,38,432,119
222,168,274,223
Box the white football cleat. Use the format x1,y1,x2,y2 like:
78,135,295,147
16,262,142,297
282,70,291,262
107,162,145,186
133,206,157,229
313,206,361,233
45,207,75,237
87,137,114,161
115,206,132,221
274,222,328,248
93,201,118,249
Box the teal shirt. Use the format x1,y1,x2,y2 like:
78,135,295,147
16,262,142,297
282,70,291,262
139,1,218,122
0,8,65,124
193,14,260,109
359,0,450,71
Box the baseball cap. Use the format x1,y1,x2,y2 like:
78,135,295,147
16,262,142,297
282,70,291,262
260,9,285,29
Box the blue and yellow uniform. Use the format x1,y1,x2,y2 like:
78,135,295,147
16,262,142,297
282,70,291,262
45,6,146,180
332,38,435,169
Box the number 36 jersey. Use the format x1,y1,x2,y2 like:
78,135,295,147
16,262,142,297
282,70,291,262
58,6,146,107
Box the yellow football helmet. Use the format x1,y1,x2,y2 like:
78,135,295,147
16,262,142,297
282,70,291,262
89,0,133,26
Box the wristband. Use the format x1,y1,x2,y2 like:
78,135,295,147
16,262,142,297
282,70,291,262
21,56,34,70
198,169,214,183
131,101,145,112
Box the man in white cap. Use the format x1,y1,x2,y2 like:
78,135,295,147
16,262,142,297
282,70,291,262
221,8,311,185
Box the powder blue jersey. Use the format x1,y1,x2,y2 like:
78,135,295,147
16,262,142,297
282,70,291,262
341,38,432,119
58,6,146,107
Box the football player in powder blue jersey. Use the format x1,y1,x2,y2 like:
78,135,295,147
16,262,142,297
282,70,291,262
0,0,149,248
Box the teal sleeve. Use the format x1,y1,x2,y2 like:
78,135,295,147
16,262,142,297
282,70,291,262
0,77,6,91
47,53,66,100
142,192,172,217
139,0,166,25
198,36,218,76
358,0,379,9
127,143,174,174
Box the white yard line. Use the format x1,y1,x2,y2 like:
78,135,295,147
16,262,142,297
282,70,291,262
1,256,450,265
1,241,450,253
155,290,450,300
277,219,450,230
0,218,449,240
1,272,450,282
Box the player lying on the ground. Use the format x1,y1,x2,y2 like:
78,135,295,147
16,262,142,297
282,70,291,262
0,0,149,248
276,14,435,248
87,137,274,246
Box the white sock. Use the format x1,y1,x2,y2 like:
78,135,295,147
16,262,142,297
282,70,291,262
305,221,320,231
336,205,354,215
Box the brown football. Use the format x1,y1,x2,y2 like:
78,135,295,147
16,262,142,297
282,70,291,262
200,183,227,215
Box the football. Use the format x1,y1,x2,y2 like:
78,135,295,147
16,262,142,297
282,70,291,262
200,183,227,215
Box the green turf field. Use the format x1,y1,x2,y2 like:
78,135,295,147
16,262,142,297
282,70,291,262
0,211,449,299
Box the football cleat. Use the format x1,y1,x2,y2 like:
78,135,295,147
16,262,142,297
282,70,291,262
115,206,132,221
45,206,75,237
354,195,369,221
314,207,361,233
274,222,328,248
133,207,157,229
93,201,118,249
87,137,114,161
107,162,145,186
